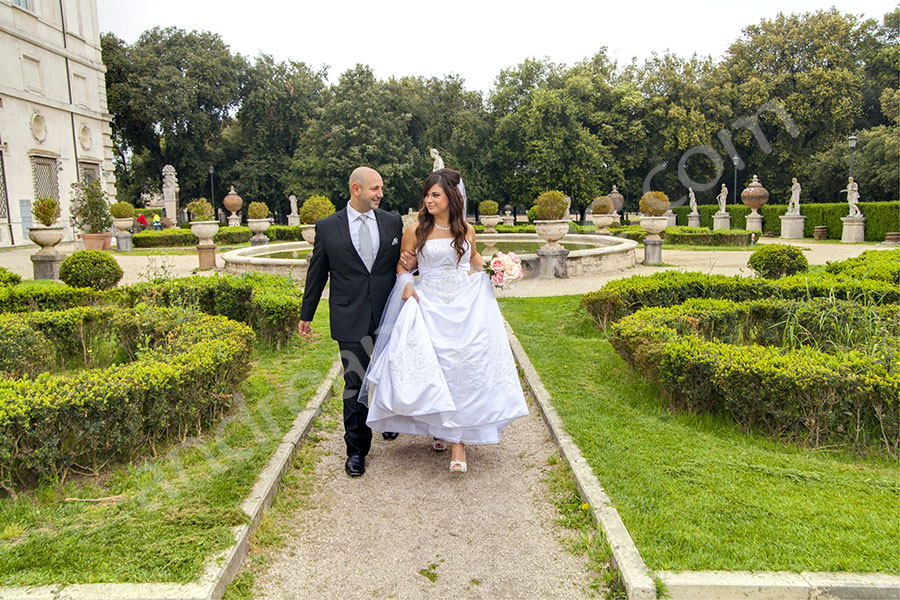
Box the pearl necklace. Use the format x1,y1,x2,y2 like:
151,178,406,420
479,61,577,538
434,223,451,231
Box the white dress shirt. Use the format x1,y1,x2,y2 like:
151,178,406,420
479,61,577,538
346,203,380,261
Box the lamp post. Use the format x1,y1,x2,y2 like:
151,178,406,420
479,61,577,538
732,155,739,204
208,165,215,215
848,134,857,179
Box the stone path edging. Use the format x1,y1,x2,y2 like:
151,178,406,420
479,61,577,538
504,320,900,600
0,358,343,600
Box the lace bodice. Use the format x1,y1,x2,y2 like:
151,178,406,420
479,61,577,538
416,238,473,303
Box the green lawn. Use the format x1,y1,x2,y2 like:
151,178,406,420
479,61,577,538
0,307,338,585
499,295,899,573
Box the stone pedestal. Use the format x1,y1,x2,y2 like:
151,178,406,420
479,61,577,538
746,211,763,232
31,253,65,280
780,214,806,239
713,212,731,231
197,244,217,270
288,214,302,226
115,231,133,252
643,238,663,266
688,213,701,228
536,248,569,279
227,215,241,228
250,234,269,246
841,216,866,243
665,210,677,227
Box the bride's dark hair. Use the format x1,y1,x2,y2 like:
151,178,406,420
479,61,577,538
416,168,468,263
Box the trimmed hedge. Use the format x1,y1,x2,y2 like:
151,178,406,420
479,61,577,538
672,201,899,241
0,305,254,486
59,250,123,290
582,270,899,329
0,267,21,287
133,225,304,247
747,244,808,279
608,298,898,452
0,280,98,313
117,272,303,349
662,226,755,246
133,228,197,247
826,249,900,284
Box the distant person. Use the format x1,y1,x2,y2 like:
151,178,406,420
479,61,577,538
137,213,148,232
152,213,161,230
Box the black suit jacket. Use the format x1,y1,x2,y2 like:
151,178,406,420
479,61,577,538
299,207,403,343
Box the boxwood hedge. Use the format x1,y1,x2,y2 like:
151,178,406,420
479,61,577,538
825,249,900,284
608,298,898,453
0,305,254,486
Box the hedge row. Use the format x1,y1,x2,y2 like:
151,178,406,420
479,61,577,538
133,225,310,247
116,272,303,348
671,201,899,241
0,267,21,287
0,305,254,486
825,249,900,284
661,226,754,246
581,270,899,329
608,298,898,452
0,280,98,313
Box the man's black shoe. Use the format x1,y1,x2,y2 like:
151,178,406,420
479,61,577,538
345,455,365,477
382,432,399,441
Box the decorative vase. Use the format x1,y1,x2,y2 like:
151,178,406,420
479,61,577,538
190,220,219,245
82,232,109,251
479,214,502,234
223,186,243,227
534,219,569,250
300,224,316,245
608,185,625,214
28,226,64,254
639,216,668,240
247,218,270,246
590,213,615,232
112,217,133,232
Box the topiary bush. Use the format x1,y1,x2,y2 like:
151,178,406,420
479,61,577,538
534,190,568,220
639,191,669,216
247,201,270,219
478,200,499,215
591,195,614,215
526,205,538,223
300,195,335,224
109,201,135,219
748,244,808,279
59,250,123,290
0,268,22,287
187,198,214,221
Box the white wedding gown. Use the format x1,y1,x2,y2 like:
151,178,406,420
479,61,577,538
364,238,528,444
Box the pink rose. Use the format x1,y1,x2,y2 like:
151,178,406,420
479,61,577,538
491,256,504,271
492,271,505,286
510,252,521,264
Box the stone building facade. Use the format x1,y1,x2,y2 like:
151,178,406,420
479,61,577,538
0,0,115,247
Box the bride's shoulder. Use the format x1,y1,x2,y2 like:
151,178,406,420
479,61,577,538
465,222,476,238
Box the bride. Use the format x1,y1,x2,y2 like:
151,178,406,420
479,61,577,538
362,168,528,473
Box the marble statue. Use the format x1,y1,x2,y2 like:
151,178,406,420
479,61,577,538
716,183,728,214
841,177,862,217
430,148,444,172
787,178,801,215
688,188,698,215
162,165,179,222
289,194,298,216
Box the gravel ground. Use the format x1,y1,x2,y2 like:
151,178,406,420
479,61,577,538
253,396,598,600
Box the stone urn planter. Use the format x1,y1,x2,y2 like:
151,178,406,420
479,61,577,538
590,213,615,232
479,214,502,234
741,174,769,231
534,220,569,250
639,216,668,240
112,217,133,233
247,218,271,246
223,186,243,227
300,224,316,245
28,226,64,254
190,221,220,246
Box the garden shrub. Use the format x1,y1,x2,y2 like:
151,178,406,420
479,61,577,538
300,195,335,224
494,224,536,233
0,317,55,378
247,201,270,219
748,244,809,279
662,226,754,246
109,201,135,219
0,268,21,287
526,206,538,223
267,225,303,241
608,298,898,453
214,226,253,245
826,249,900,284
32,196,61,226
478,200,499,215
534,191,568,220
186,198,214,221
610,224,648,243
133,228,198,248
0,280,97,313
591,195,614,214
639,191,669,216
0,305,254,487
581,270,899,329
59,250,123,290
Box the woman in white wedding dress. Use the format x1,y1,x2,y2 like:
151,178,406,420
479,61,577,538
362,169,528,473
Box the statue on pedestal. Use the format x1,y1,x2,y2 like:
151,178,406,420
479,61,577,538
716,183,728,214
787,178,802,215
841,177,862,217
688,188,698,215
430,148,444,172
161,165,179,224
289,194,298,216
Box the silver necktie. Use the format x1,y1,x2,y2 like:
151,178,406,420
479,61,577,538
358,215,374,271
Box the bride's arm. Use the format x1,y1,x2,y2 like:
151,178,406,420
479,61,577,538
467,223,486,270
398,225,418,302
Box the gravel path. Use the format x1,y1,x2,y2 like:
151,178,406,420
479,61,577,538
253,395,598,600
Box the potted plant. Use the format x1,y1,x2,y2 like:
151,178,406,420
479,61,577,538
29,196,64,254
590,195,615,232
110,201,135,232
187,198,218,245
247,201,271,245
478,200,501,233
70,181,113,250
299,195,336,244
533,190,570,249
639,191,670,239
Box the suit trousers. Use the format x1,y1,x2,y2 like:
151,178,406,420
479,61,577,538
337,318,377,457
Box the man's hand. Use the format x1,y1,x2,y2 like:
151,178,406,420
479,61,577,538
298,320,312,337
400,250,417,272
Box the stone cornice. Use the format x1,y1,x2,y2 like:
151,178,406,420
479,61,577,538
0,21,106,73
0,84,110,122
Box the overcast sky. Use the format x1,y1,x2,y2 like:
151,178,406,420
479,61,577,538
97,1,896,95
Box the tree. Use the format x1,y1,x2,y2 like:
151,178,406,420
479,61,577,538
101,28,247,204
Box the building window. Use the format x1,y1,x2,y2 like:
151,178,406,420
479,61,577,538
31,156,60,201
13,0,32,11
78,162,100,185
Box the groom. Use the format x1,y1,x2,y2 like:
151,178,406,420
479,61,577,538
298,166,407,477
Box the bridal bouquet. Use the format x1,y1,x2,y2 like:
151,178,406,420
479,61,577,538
484,251,523,288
